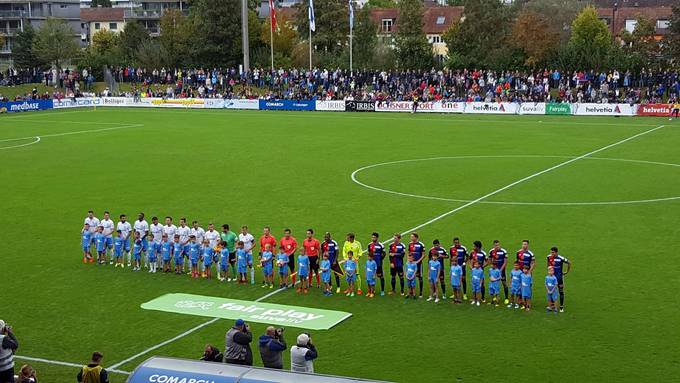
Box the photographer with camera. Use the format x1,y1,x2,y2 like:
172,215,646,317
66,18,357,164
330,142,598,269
290,333,317,373
223,319,253,366
0,320,19,383
258,326,287,369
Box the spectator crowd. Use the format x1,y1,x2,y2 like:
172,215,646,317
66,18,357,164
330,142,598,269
2,66,679,105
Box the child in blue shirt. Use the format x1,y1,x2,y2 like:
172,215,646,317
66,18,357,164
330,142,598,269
520,266,533,311
160,234,172,273
277,246,289,288
344,251,357,297
427,252,441,303
405,255,417,300
94,226,106,265
173,235,183,275
188,236,200,278
320,253,332,296
147,240,158,273
81,224,92,263
508,261,523,309
219,241,230,282
365,254,377,298
471,260,484,306
450,262,462,303
488,261,501,306
236,241,248,284
202,239,214,279
297,252,310,294
545,266,558,314
132,231,142,271
261,244,274,289
113,230,124,268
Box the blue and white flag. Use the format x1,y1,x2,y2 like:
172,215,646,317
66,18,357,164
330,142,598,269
308,0,316,32
349,0,354,31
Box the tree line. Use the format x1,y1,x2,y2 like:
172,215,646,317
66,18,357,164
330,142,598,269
7,0,680,77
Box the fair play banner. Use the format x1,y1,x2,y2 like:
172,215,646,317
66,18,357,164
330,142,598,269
142,293,352,330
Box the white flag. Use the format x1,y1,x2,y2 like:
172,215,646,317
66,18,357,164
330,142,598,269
349,0,354,31
308,0,316,32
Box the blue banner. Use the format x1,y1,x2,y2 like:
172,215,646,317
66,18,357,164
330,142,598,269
1,100,53,113
259,100,315,111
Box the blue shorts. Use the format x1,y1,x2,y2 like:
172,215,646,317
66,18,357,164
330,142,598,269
123,241,131,252
191,259,198,266
175,256,184,265
96,246,106,253
220,261,229,271
547,291,558,302
133,252,141,261
279,269,289,276
346,275,356,283
238,265,247,274
367,279,375,286
407,279,416,288
263,267,273,276
428,277,437,284
522,289,532,299
104,237,113,248
149,254,157,262
299,271,309,278
204,260,213,267
322,274,331,283
163,254,171,262
82,245,90,252
472,282,481,293
451,283,460,289
489,284,499,295
511,285,521,295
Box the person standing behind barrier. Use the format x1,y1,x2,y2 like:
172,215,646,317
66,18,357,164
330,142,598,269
0,320,18,383
290,333,317,373
224,319,253,366
76,352,109,383
258,327,287,369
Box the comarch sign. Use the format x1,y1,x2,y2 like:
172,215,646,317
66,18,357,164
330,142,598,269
53,98,101,109
141,293,351,330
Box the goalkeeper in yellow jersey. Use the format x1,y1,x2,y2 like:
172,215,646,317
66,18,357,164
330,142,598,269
342,233,363,295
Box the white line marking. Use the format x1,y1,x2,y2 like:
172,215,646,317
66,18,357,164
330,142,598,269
0,110,83,119
15,355,130,375
0,124,144,144
0,136,40,150
351,154,680,206
6,119,137,125
108,124,665,369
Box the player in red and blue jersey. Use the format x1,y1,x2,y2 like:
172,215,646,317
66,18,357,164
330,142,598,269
428,239,448,299
547,246,571,312
408,232,426,298
449,237,468,300
368,232,386,296
470,240,487,302
389,233,406,295
322,232,341,293
516,240,535,273
489,240,509,304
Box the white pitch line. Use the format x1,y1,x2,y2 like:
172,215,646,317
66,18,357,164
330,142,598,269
15,355,131,375
0,123,144,144
0,136,40,150
0,110,83,120
108,124,666,370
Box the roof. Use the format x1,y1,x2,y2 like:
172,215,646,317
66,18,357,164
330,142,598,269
81,7,125,22
591,0,676,7
369,6,463,35
596,6,673,35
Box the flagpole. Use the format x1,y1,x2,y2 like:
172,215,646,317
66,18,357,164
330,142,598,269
349,30,353,72
270,20,274,72
308,23,312,71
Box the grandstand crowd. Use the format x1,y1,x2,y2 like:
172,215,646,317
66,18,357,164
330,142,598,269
82,211,572,313
2,66,680,105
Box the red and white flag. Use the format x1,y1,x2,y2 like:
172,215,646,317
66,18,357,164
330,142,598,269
269,0,277,31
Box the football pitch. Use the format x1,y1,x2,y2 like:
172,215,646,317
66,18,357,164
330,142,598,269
1,108,679,382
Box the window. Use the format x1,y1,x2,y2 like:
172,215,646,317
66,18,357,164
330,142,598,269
430,35,441,43
60,4,67,8
109,22,118,30
624,19,637,33
94,22,100,29
436,16,445,25
657,19,669,29
381,18,393,33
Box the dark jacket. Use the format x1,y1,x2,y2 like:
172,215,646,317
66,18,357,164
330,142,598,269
258,334,287,369
200,347,223,363
76,363,109,383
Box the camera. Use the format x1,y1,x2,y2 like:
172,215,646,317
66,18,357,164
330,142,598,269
275,328,284,337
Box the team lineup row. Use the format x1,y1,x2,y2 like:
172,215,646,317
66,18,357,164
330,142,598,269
81,211,573,313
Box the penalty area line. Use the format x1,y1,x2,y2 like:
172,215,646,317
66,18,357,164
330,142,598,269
109,124,665,370
15,355,130,375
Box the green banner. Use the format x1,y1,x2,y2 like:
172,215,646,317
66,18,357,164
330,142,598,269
141,293,352,330
546,103,572,115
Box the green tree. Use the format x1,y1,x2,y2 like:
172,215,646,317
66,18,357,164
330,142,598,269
159,8,192,68
394,0,432,69
33,18,80,69
260,14,298,66
568,6,612,70
91,0,112,7
664,4,680,66
352,6,378,69
619,17,662,71
365,0,397,8
135,39,169,69
119,21,149,63
12,25,44,69
511,10,559,68
443,0,515,69
188,0,243,68
294,0,348,56
522,0,586,42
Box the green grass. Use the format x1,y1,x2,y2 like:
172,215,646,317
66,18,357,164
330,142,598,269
1,109,679,382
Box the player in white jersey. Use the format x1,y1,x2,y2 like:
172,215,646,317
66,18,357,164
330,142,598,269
116,214,132,267
134,213,150,268
163,216,178,248
239,225,256,284
177,218,192,273
100,211,115,264
150,216,164,267
84,210,100,251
